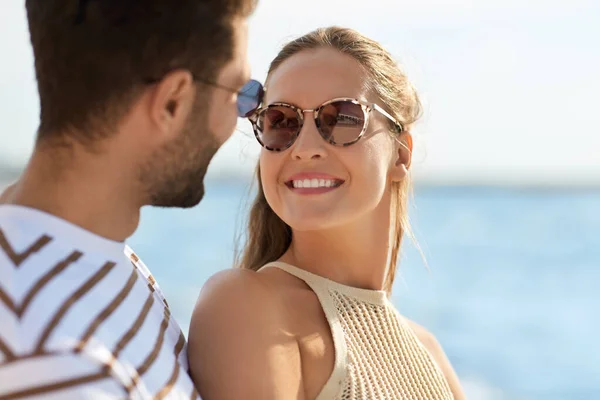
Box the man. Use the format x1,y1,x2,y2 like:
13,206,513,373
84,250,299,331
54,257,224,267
0,0,258,398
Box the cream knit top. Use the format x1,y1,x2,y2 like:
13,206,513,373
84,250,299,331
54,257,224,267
260,262,454,400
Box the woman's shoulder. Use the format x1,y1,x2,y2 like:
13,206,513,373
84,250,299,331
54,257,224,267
189,266,323,351
404,318,466,400
188,269,309,398
191,267,305,326
200,268,269,293
404,319,442,355
193,268,282,317
188,268,293,364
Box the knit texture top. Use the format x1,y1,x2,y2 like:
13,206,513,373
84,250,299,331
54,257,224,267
260,262,454,400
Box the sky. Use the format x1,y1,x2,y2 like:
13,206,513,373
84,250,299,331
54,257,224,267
1,0,599,185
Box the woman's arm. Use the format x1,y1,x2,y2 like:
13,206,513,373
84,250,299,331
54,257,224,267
188,269,306,400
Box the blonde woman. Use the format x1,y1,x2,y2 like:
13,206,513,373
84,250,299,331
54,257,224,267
189,27,466,400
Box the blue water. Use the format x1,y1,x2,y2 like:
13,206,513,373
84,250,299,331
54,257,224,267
129,180,600,400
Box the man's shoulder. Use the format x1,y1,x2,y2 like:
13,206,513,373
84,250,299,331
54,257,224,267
0,241,199,398
125,245,172,309
0,207,200,398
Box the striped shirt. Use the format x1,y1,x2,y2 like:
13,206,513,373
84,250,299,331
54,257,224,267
0,205,200,399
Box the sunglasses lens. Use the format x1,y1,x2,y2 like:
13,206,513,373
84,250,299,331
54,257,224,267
256,106,300,150
237,79,264,117
317,101,365,145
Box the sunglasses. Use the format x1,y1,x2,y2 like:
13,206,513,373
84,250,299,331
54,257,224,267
247,98,404,152
192,78,264,118
236,79,265,118
145,74,264,118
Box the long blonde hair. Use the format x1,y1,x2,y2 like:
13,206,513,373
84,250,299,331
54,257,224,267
236,27,422,292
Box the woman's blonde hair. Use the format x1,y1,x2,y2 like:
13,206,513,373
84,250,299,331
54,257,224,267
236,26,422,292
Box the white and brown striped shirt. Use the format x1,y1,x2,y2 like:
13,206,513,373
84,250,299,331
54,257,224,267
0,205,200,399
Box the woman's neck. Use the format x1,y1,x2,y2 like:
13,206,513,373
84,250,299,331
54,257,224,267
280,210,392,291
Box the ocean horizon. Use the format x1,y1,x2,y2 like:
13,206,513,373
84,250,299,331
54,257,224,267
2,162,600,191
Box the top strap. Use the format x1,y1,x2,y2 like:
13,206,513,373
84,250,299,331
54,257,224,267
259,261,388,306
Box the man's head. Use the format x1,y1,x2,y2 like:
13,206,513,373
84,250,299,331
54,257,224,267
26,0,256,207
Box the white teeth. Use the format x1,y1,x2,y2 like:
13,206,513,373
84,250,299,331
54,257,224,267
292,179,338,188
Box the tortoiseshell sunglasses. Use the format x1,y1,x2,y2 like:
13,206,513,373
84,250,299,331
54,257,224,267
248,98,404,152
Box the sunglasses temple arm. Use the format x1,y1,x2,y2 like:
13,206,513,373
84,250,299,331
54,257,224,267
372,104,404,133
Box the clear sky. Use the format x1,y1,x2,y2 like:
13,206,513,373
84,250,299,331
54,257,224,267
1,0,598,185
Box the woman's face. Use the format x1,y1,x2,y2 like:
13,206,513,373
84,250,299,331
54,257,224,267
259,47,410,232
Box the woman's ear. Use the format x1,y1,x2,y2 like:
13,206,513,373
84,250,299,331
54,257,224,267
391,132,413,182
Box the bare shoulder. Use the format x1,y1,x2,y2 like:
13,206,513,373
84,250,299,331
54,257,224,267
188,269,304,400
193,268,277,307
405,319,442,355
405,319,467,400
190,268,284,340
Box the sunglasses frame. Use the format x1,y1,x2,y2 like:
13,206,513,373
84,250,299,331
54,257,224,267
248,97,404,152
237,79,265,117
144,72,264,118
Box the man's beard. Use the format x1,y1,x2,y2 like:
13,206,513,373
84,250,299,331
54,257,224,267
140,106,220,209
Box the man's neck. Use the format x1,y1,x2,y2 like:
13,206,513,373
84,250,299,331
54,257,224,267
3,145,142,243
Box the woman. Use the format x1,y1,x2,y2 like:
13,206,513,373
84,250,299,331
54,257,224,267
188,26,465,400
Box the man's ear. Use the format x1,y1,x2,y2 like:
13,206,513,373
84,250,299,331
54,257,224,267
148,69,195,138
391,132,413,182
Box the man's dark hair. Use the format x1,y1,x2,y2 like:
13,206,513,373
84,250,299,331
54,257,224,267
26,0,256,142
